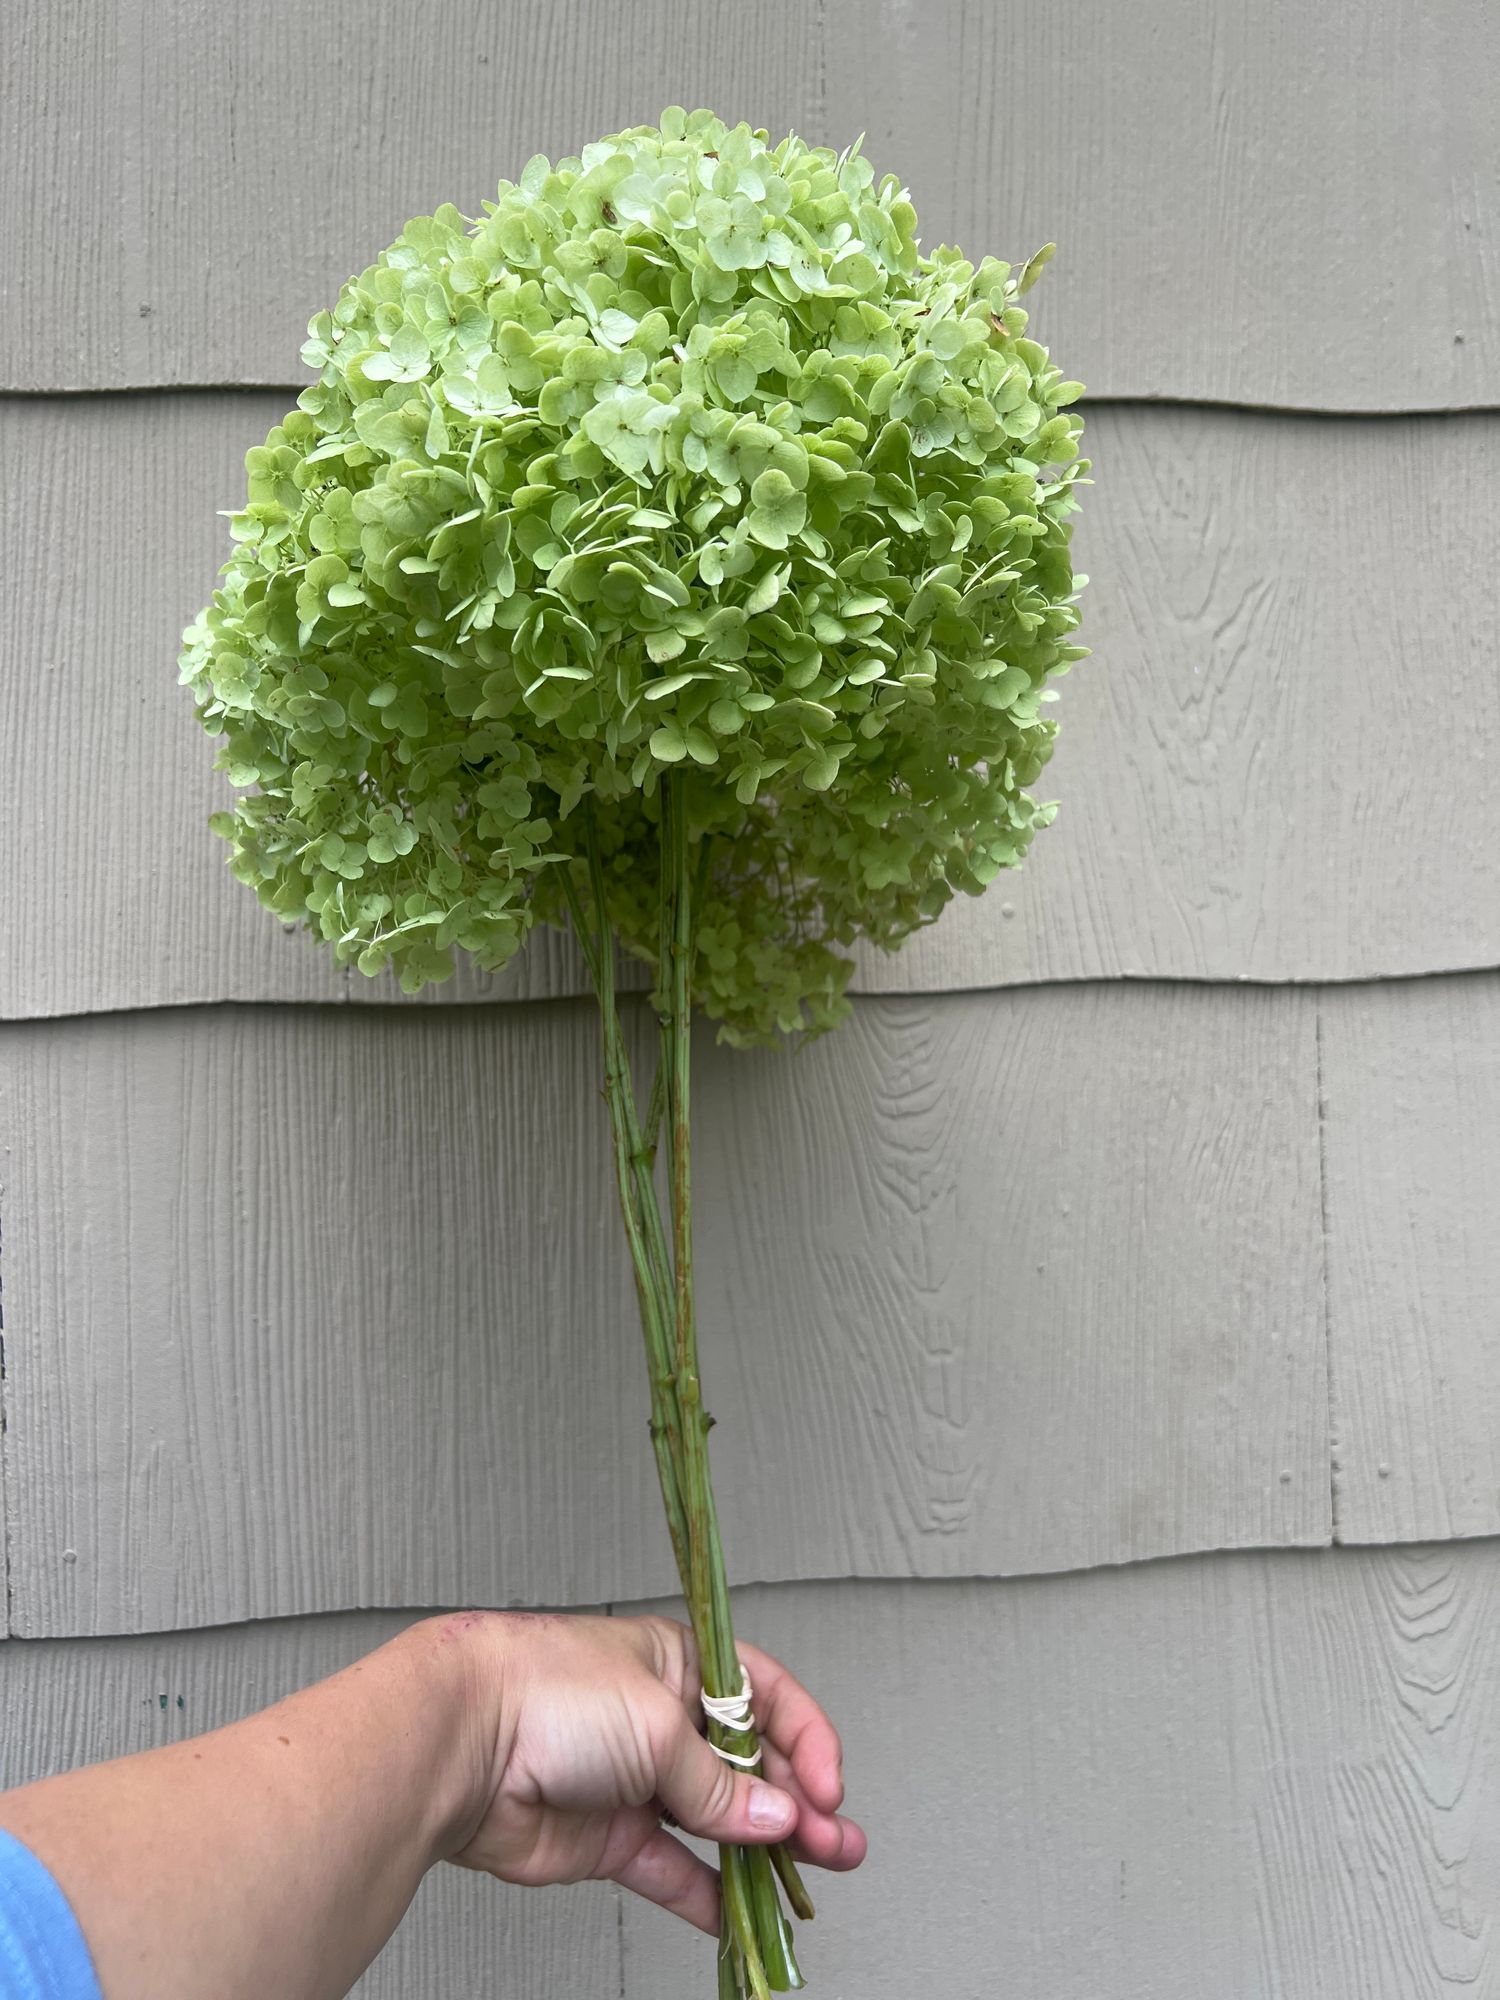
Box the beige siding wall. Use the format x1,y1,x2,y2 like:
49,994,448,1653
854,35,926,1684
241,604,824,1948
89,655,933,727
5,1555,1500,1999
4,3,1497,1993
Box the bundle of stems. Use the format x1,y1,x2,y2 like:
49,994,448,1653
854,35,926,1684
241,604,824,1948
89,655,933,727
560,771,812,1998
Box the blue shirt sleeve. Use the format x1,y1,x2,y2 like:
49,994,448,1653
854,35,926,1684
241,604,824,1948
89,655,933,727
0,1829,101,2000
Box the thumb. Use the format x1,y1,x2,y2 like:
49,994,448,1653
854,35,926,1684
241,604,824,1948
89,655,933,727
656,1715,798,1846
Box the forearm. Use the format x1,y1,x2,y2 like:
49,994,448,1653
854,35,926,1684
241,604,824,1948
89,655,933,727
0,1615,499,2000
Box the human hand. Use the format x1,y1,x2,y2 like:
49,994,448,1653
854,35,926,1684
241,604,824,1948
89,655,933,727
433,1608,867,1934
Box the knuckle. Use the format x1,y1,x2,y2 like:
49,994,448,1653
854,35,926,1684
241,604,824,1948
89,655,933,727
709,1757,739,1825
621,1714,662,1807
635,1615,671,1681
641,1613,696,1689
683,1741,735,1831
641,1685,683,1764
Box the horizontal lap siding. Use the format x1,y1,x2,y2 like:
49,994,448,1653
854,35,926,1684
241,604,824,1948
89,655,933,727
6,401,1498,1020
1322,974,1500,1546
6,53,1498,2000
17,973,1499,1636
626,1553,1500,1999
0,987,1326,1636
0,1188,7,1635
5,1550,1499,1997
5,0,1496,406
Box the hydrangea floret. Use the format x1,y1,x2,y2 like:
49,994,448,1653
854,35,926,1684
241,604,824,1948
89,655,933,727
180,106,1087,1997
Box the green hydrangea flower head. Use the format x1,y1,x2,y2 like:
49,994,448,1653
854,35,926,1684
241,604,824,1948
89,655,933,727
179,106,1088,1044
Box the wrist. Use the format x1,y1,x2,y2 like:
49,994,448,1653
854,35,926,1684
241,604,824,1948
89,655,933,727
398,1611,517,1866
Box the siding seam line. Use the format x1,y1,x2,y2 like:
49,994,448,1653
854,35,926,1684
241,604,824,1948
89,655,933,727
815,0,828,145
9,960,1500,1033
0,1182,11,1636
606,1601,626,2000
5,388,1500,420
1314,992,1342,1542
616,1882,626,2000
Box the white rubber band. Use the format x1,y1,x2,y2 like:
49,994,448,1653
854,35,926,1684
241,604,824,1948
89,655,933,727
701,1666,762,1768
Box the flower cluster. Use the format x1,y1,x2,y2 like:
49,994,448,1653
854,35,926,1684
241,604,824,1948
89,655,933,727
180,106,1087,1043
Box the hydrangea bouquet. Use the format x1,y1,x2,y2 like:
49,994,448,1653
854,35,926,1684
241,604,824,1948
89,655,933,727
180,107,1086,1996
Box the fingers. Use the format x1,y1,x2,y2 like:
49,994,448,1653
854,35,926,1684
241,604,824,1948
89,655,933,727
758,1739,868,1873
654,1701,798,1848
731,1637,845,1816
637,1617,861,1869
609,1823,723,1937
639,1618,843,1816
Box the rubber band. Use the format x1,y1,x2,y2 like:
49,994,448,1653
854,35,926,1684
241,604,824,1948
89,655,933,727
700,1665,762,1768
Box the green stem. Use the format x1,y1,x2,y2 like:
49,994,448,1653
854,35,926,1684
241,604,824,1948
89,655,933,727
642,1046,667,1170
658,783,759,1992
561,861,690,1591
719,1917,745,2000
581,828,677,1360
659,779,805,1995
703,1475,815,1928
639,832,707,1169
566,786,808,1996
660,779,720,1679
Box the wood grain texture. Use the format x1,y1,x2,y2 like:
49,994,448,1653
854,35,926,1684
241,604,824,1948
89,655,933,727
0,985,1326,1637
5,0,1497,407
0,1001,655,1637
860,406,1500,996
624,1551,1500,1999
1,1176,9,1637
1322,973,1500,1549
1,0,824,394
824,0,1499,414
0,1607,621,1999
7,398,1499,1020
